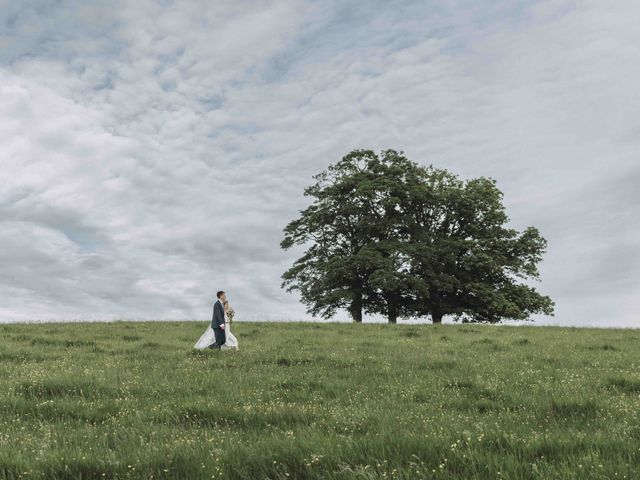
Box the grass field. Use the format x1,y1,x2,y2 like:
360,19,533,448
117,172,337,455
0,321,639,480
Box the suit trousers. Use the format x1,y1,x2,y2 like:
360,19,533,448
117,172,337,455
213,326,226,348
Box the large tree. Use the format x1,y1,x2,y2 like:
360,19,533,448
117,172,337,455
281,149,425,322
281,149,554,323
280,150,375,322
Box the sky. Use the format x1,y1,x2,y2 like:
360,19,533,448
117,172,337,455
1,0,639,327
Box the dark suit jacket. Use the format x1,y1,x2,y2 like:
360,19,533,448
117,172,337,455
212,300,225,330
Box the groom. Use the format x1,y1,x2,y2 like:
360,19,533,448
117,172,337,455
209,290,227,349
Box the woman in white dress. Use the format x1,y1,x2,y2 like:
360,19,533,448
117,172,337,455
221,301,238,349
193,300,239,350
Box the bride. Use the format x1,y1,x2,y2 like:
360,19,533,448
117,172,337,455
194,300,239,350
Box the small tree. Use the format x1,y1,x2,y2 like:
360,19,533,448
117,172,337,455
405,175,554,323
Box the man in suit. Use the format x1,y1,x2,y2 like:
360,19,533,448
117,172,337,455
209,290,226,349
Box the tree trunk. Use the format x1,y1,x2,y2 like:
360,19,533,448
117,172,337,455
431,294,443,324
350,290,363,323
387,300,398,324
350,298,363,322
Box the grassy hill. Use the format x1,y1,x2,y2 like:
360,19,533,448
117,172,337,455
0,321,639,479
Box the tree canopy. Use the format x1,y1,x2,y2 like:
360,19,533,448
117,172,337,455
281,149,554,323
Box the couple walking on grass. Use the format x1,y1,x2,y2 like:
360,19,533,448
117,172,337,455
193,290,239,350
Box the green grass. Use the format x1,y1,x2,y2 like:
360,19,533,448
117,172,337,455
0,321,639,480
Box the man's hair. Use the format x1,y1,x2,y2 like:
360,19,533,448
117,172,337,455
216,290,225,299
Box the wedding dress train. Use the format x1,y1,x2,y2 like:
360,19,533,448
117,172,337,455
194,321,238,350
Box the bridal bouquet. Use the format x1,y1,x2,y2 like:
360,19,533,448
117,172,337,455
227,306,235,323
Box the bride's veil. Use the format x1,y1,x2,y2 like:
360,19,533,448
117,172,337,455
194,324,215,349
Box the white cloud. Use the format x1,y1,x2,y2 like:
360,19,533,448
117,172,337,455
1,0,639,327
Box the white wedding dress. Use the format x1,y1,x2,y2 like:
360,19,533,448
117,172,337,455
194,320,238,350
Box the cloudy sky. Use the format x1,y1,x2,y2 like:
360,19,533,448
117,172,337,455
1,0,639,327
